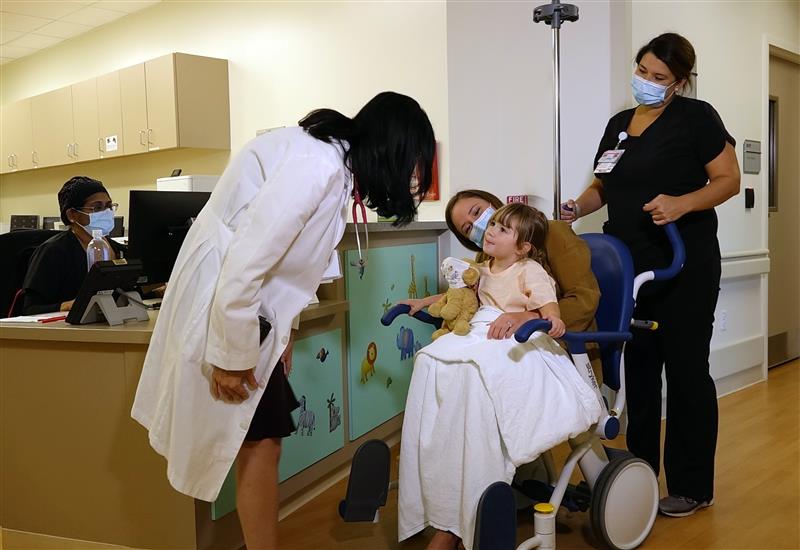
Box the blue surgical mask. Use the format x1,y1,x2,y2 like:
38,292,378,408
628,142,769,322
631,74,676,106
81,208,115,237
468,207,495,246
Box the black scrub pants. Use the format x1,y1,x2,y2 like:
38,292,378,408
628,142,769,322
624,255,721,502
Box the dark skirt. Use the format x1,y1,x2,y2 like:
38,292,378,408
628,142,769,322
244,361,300,441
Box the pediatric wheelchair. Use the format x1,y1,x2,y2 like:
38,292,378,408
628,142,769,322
338,224,685,550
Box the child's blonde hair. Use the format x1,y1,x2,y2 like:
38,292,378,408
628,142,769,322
489,203,549,265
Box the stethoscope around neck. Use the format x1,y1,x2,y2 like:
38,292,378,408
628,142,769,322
350,180,369,279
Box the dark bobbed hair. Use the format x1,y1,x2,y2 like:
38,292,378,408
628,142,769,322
635,33,696,90
444,189,504,255
490,203,549,265
299,91,435,225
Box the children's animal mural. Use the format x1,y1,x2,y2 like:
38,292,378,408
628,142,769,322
327,393,341,432
360,342,377,384
297,395,316,436
396,326,415,360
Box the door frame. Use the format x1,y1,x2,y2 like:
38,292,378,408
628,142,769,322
762,36,800,375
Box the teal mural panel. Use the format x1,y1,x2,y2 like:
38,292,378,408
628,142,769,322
211,465,237,520
279,329,345,481
346,242,438,440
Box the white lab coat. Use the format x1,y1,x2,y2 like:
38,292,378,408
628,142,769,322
131,127,352,501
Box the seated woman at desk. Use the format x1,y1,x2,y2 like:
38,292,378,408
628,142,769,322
22,176,125,315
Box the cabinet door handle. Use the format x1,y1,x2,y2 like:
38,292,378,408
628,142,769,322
98,138,105,153
73,142,79,158
147,128,153,146
67,144,73,158
7,155,11,168
31,151,38,165
139,129,146,146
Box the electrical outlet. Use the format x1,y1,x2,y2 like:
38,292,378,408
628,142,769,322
719,309,728,331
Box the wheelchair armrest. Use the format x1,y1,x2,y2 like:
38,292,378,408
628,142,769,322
381,304,443,329
514,319,632,354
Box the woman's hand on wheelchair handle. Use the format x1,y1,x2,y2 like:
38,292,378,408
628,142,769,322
489,311,538,340
397,295,438,315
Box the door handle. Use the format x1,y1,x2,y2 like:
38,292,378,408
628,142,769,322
73,142,79,158
31,151,38,165
67,143,73,158
147,128,153,146
99,137,105,153
139,129,146,146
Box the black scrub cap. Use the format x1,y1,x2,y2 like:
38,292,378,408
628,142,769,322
58,176,109,225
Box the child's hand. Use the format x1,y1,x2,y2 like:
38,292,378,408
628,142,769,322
544,315,566,338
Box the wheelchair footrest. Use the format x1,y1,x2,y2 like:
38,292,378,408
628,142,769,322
474,482,517,550
338,439,391,522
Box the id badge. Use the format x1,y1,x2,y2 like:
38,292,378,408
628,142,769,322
594,149,625,174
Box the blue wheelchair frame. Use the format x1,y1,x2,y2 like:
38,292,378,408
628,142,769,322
341,224,685,550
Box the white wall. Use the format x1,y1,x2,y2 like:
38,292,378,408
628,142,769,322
0,0,449,222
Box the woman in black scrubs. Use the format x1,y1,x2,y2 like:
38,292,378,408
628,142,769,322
562,33,740,517
23,176,124,314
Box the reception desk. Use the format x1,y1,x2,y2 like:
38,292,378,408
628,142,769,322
0,221,449,549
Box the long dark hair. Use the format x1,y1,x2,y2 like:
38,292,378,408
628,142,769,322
636,33,695,89
299,92,435,225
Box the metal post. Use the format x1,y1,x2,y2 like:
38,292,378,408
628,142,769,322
534,0,579,220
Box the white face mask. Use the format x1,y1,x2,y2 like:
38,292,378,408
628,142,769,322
76,208,115,237
440,257,472,289
468,207,495,247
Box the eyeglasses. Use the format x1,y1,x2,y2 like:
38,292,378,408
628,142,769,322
74,202,118,214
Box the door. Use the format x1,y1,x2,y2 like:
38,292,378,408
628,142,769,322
767,49,800,367
119,63,149,154
97,71,125,158
72,77,100,162
144,54,178,151
0,99,34,172
31,87,75,167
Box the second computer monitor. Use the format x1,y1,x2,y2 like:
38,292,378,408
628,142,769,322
127,190,211,285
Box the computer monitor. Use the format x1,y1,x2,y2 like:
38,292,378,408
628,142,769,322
42,216,62,230
127,190,211,284
110,216,125,238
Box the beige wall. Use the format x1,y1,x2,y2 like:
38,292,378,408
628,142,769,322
0,1,449,225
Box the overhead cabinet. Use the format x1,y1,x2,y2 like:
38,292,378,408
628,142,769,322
1,53,229,174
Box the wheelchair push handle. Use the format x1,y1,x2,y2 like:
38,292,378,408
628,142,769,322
381,304,442,328
651,223,685,281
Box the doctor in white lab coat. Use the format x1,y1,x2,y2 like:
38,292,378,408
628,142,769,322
132,91,435,549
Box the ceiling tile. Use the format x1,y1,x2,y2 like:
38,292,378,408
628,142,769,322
1,1,86,20
61,5,127,26
9,33,64,49
1,29,23,44
94,0,160,14
1,12,51,33
35,19,93,39
0,43,38,58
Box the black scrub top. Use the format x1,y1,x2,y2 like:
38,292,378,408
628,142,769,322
594,95,735,274
22,230,126,315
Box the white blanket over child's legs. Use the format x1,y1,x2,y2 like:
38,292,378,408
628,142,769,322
399,307,602,549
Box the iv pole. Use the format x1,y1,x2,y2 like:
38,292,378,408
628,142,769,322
533,1,579,220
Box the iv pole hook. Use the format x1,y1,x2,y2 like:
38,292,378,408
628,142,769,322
534,0,579,220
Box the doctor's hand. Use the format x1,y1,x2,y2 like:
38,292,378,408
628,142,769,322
211,367,258,403
643,194,691,225
560,200,580,224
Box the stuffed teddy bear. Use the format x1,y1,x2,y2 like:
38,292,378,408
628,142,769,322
428,257,480,340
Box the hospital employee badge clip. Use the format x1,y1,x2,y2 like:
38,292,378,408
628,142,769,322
594,132,628,174
350,182,369,279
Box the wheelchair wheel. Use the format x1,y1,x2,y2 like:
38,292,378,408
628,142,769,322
590,457,658,550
